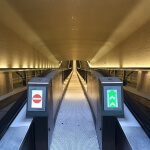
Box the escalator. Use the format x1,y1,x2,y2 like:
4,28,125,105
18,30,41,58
50,71,99,150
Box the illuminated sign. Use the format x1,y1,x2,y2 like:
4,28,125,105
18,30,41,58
107,90,118,108
31,90,43,108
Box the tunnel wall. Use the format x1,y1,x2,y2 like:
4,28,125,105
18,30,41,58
137,71,150,96
108,69,150,96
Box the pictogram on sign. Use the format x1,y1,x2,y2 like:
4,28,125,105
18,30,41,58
33,94,42,103
31,90,43,108
107,90,118,108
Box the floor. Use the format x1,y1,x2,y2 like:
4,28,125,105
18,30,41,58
50,71,99,150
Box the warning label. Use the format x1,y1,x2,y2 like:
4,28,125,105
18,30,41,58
31,90,42,108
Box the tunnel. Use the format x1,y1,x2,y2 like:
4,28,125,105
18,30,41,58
0,0,150,150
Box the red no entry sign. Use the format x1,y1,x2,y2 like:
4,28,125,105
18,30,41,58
32,94,42,103
31,90,43,108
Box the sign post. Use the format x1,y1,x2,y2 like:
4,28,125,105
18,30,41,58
99,77,124,150
26,77,52,150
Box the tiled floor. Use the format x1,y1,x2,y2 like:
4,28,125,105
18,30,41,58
50,72,99,150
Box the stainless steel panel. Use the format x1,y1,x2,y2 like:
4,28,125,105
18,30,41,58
52,72,63,119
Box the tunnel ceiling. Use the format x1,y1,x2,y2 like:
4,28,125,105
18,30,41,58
0,0,150,68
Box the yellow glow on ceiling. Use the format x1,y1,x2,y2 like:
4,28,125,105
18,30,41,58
0,1,58,64
91,0,150,64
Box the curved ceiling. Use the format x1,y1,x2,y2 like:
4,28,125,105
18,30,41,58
0,0,150,68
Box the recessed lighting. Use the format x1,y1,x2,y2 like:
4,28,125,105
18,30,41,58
72,28,78,31
72,16,77,20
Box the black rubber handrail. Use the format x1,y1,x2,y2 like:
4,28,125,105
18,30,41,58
0,91,27,139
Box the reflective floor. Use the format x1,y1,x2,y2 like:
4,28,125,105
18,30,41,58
50,72,99,150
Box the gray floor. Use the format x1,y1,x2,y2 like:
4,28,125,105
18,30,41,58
50,72,100,150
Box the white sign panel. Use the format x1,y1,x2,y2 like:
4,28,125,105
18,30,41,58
31,90,42,108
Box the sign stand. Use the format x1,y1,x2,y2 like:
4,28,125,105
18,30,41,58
99,77,124,150
102,116,116,150
26,77,53,150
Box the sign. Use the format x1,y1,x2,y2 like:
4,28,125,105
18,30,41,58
31,90,42,108
107,90,118,108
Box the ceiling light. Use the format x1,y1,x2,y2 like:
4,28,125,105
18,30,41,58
72,28,78,31
72,16,77,20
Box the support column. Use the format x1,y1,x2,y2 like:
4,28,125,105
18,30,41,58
0,72,13,96
137,71,150,96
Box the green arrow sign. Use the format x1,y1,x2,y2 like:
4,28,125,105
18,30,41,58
107,90,118,108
